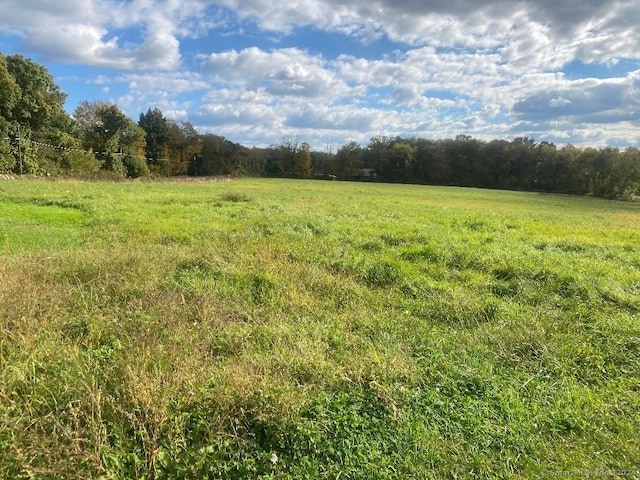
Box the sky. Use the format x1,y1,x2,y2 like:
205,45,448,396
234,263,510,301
0,0,639,149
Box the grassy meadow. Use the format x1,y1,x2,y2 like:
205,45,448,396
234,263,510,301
1,177,639,478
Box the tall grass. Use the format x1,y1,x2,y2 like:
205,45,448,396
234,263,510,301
1,177,639,478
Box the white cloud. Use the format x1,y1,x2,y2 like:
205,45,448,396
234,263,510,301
212,0,640,63
200,47,355,99
195,102,282,127
107,71,209,120
89,75,111,85
121,72,209,95
1,0,639,147
0,0,195,69
4,0,639,70
512,72,640,124
550,98,572,108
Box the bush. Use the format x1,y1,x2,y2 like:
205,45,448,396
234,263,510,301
60,150,101,176
123,155,150,178
0,147,15,173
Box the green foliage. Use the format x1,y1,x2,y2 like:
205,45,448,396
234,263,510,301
59,149,101,176
0,120,15,173
138,107,169,163
123,154,150,178
344,135,640,198
75,101,147,177
334,140,363,180
0,53,19,121
292,142,312,178
220,192,252,202
3,51,637,193
188,133,261,177
266,137,313,178
103,152,127,177
4,54,67,132
164,121,201,176
195,133,226,175
0,53,80,176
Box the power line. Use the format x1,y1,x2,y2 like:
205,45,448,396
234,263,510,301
5,126,168,166
28,138,165,162
17,124,22,175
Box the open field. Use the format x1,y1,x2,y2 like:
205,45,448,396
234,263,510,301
1,177,639,478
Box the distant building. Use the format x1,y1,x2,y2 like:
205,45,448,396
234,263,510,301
314,173,337,180
350,168,378,181
361,168,377,179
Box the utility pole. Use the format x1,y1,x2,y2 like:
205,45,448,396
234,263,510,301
17,124,22,175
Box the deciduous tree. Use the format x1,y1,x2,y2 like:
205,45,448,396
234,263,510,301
74,101,147,177
5,54,67,132
334,141,362,180
293,142,312,178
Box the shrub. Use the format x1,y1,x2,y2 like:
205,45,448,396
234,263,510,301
123,155,150,178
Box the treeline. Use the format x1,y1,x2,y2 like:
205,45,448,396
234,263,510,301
1,52,639,198
313,136,640,199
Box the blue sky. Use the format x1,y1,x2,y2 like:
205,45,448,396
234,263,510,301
0,0,639,148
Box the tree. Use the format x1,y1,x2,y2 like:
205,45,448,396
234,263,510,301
452,135,482,187
277,137,298,177
139,108,170,165
74,100,106,132
388,141,414,182
292,142,312,178
557,145,585,195
5,54,67,132
509,137,537,190
576,148,600,195
195,134,225,176
166,121,200,176
614,148,640,198
265,137,300,177
0,54,18,172
310,150,334,176
584,147,639,198
366,135,394,178
264,151,283,177
242,148,266,177
334,141,363,180
0,53,79,174
0,53,19,122
427,139,453,185
74,101,147,177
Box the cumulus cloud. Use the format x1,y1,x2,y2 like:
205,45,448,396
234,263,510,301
121,72,209,95
285,105,387,131
513,72,640,124
0,0,191,69
20,24,181,70
200,47,355,99
195,102,283,127
103,71,210,121
214,0,640,62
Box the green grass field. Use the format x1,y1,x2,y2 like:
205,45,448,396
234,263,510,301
1,177,639,479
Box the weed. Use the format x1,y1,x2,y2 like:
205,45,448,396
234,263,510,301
361,260,402,288
220,192,252,202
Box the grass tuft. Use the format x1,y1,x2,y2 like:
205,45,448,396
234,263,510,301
220,192,252,203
